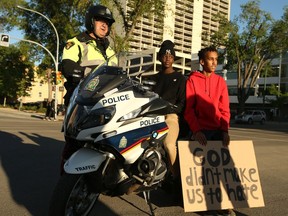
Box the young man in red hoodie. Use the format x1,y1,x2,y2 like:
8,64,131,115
184,46,230,146
184,46,234,215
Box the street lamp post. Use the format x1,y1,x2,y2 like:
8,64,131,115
278,52,282,97
263,67,267,106
17,5,59,120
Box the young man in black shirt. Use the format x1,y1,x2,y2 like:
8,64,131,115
150,40,186,181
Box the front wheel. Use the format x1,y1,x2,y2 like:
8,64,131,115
49,174,99,216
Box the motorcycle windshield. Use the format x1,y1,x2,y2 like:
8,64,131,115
75,65,127,106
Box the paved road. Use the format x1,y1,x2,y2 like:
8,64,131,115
0,108,287,216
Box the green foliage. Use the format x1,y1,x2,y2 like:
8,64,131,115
0,0,26,31
1,0,92,70
267,84,279,96
267,84,288,97
266,84,288,112
0,45,34,102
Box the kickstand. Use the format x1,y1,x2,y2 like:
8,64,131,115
143,190,155,216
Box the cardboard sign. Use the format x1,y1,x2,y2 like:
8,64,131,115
178,140,265,212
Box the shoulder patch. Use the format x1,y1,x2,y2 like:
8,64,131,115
65,42,75,50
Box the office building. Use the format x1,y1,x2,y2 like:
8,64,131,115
115,0,230,75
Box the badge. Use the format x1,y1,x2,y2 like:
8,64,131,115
65,41,75,50
119,136,127,148
84,76,100,91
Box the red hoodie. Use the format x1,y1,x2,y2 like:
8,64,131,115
184,71,230,133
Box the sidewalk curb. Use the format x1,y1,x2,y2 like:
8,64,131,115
0,107,65,121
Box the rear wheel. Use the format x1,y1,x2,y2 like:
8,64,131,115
260,118,265,124
49,174,99,216
248,118,253,124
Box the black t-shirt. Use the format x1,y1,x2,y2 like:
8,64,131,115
150,71,186,114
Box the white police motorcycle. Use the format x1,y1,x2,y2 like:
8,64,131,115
49,54,172,216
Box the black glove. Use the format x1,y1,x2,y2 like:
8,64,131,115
71,69,84,83
168,104,178,114
61,59,84,83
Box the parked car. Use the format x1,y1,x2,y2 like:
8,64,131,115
234,110,266,124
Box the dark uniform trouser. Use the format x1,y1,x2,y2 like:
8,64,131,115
63,82,77,107
60,82,80,174
60,136,84,174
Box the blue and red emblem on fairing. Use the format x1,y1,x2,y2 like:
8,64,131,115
104,122,167,150
120,126,168,155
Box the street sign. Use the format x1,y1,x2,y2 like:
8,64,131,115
0,34,10,47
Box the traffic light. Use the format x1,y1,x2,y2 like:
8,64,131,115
56,71,62,85
51,72,56,84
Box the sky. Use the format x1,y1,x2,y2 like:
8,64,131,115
5,0,288,44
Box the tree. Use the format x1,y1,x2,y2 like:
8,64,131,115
268,6,288,57
0,45,34,105
210,0,288,111
0,0,90,73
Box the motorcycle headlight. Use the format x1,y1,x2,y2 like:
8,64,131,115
78,105,116,129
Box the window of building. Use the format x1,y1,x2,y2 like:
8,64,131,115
40,80,44,86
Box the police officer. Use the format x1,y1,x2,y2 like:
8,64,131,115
60,5,117,173
61,4,117,107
